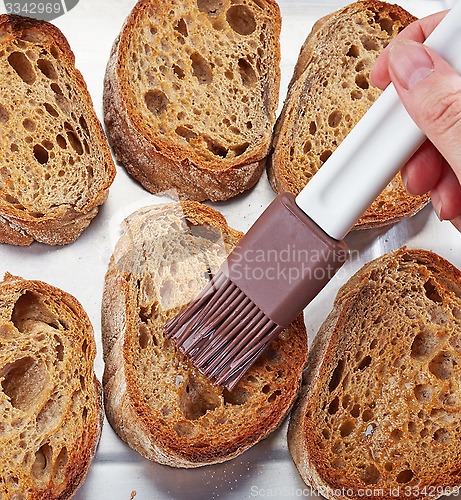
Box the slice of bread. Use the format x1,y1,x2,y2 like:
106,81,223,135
268,1,429,229
0,273,103,498
288,248,461,499
103,0,281,202
0,15,116,245
102,201,308,467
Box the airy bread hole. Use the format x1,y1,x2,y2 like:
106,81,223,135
8,51,36,84
414,384,433,403
361,464,381,485
36,394,64,433
33,144,49,164
329,359,345,392
176,126,198,142
31,443,53,482
144,89,169,115
339,419,355,437
410,330,442,361
79,115,90,136
138,323,150,349
232,142,249,156
50,82,63,95
328,396,340,415
197,0,225,16
362,408,374,422
357,355,371,370
0,357,49,412
226,5,256,35
56,134,67,148
429,351,456,379
44,102,59,117
355,74,369,90
438,390,460,407
204,135,228,157
309,121,317,135
424,280,443,303
434,427,450,444
390,428,403,441
173,64,185,79
174,18,188,37
378,17,395,36
190,52,213,84
328,110,342,128
268,389,282,403
238,58,257,87
173,421,197,438
320,150,332,163
37,58,57,80
54,334,64,362
64,124,83,155
351,89,362,100
12,291,59,331
23,118,36,132
346,44,360,57
52,447,68,483
396,469,414,484
0,104,9,123
223,386,250,405
178,373,220,420
360,35,380,51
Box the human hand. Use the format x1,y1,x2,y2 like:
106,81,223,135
370,11,461,231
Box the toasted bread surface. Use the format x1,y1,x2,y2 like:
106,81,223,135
0,15,116,245
288,248,461,499
0,273,103,498
269,1,429,229
102,201,307,467
103,0,281,201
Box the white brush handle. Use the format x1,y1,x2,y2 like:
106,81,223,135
296,1,461,241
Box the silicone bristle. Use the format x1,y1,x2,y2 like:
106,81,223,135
164,271,282,390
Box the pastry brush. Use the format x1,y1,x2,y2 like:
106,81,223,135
165,2,461,390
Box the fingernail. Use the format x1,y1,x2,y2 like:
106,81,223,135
451,216,461,232
402,173,410,193
435,201,444,221
389,40,435,90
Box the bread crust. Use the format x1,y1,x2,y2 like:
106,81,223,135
103,0,281,202
0,15,116,245
288,248,461,499
102,201,308,467
268,1,429,229
0,273,103,498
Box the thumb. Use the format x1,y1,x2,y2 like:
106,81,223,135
388,39,461,186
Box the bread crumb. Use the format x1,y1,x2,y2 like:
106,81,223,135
130,491,137,499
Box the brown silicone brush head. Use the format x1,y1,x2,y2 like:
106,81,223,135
165,270,283,389
165,193,349,390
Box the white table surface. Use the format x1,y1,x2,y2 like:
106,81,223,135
0,0,460,499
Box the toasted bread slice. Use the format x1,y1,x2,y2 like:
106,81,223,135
102,202,307,467
0,15,116,245
0,273,102,498
103,0,281,202
288,248,461,499
269,1,429,229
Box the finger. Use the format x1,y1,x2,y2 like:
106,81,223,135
388,41,461,187
430,162,461,221
401,140,443,195
370,10,447,90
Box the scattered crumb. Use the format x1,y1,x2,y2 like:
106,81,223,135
130,491,136,499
